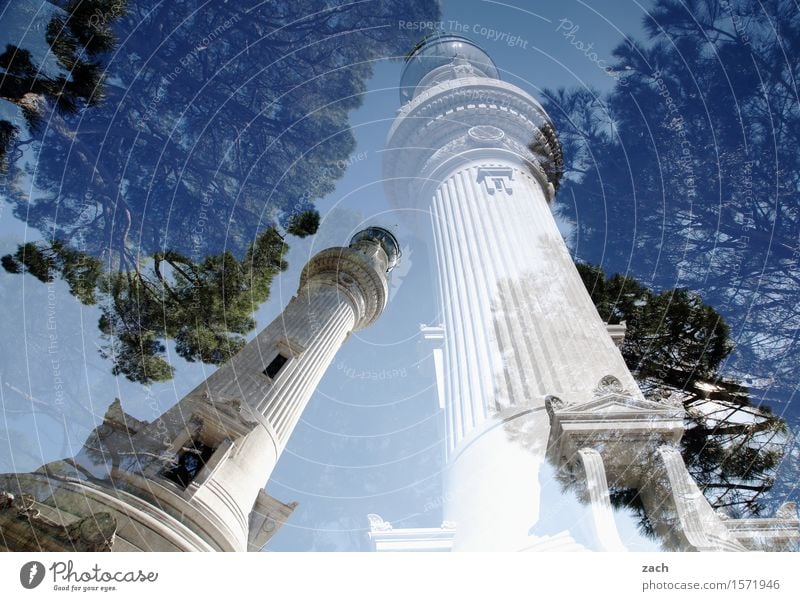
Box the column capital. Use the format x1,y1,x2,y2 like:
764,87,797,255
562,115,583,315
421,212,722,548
300,228,397,331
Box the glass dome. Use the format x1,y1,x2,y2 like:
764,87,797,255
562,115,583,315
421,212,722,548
399,33,499,103
349,227,401,272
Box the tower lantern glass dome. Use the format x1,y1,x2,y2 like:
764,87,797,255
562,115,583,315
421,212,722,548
349,227,402,272
399,33,499,103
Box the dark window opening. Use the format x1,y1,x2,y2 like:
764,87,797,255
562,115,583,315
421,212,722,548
264,353,289,379
163,441,216,488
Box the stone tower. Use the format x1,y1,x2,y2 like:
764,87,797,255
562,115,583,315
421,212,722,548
0,227,401,552
371,33,798,552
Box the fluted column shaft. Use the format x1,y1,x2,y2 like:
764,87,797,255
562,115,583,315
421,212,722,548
167,240,390,550
430,159,639,453
189,283,356,449
259,284,356,446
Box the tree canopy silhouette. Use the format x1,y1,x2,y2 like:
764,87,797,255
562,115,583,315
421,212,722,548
2,0,441,266
0,0,123,167
544,0,800,392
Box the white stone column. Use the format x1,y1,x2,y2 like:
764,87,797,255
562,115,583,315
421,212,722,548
381,34,796,552
55,230,401,552
577,448,627,551
384,36,642,550
161,232,396,550
188,283,357,449
422,156,642,550
429,158,640,450
186,237,393,451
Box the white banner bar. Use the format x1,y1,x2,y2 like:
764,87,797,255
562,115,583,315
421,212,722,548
0,552,797,600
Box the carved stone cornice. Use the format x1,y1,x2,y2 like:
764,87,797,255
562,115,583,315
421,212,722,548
384,77,562,204
722,502,800,551
545,375,685,481
299,247,388,330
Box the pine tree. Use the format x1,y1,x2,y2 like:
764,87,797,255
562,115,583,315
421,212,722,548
578,263,787,516
3,227,288,384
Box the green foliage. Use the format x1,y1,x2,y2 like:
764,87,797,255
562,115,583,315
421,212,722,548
546,0,800,387
1,0,441,384
108,330,175,384
577,262,787,515
287,210,322,238
2,240,102,304
3,228,288,384
3,0,441,262
0,120,16,168
1,0,441,392
0,0,124,163
577,263,732,390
